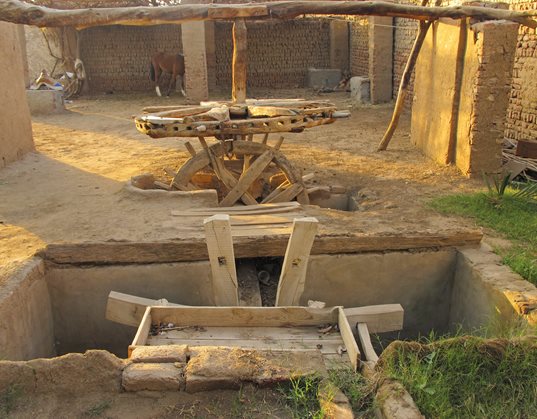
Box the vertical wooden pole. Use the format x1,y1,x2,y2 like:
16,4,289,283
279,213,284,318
232,18,247,104
275,217,318,306
204,214,239,306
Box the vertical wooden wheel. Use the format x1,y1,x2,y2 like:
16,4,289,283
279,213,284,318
171,138,309,206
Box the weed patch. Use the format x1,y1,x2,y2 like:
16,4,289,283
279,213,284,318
0,385,22,418
431,193,537,285
328,368,375,416
378,335,537,418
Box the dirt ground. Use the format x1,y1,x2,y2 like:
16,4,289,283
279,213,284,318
5,384,297,419
0,88,484,285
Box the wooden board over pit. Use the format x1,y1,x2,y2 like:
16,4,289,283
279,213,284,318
130,305,360,371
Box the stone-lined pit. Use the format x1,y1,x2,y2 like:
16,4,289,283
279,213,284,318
0,243,532,361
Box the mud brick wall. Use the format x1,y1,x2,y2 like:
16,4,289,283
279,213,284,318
505,0,537,142
349,17,369,77
412,19,518,177
79,25,182,93
393,17,418,106
214,19,331,89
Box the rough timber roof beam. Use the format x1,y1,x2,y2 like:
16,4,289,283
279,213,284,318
0,0,536,29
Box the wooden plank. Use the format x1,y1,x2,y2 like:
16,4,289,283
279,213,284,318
172,201,300,216
268,183,303,203
219,149,274,207
232,19,247,104
131,306,152,348
159,326,341,341
106,291,181,327
276,217,318,306
338,307,360,371
42,230,483,264
204,214,239,306
343,304,404,333
149,306,339,327
147,337,345,354
357,323,379,364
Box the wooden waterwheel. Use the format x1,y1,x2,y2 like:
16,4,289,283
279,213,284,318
133,19,349,206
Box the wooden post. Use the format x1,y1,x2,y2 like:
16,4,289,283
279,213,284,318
275,217,318,306
204,214,239,306
232,18,247,104
377,0,440,151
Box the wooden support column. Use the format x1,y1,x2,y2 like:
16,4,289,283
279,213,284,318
204,214,239,306
232,18,247,104
275,217,318,306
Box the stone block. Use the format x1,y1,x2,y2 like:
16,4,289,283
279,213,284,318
130,345,189,364
26,89,64,115
185,346,326,393
307,68,342,89
350,76,370,104
122,363,185,392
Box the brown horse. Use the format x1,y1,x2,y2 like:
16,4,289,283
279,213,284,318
149,52,186,97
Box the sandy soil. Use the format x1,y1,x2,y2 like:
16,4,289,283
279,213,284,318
0,88,484,284
7,385,294,418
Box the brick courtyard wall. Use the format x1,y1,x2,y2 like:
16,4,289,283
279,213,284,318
79,25,182,93
393,17,418,107
505,0,537,143
214,19,331,89
349,17,369,77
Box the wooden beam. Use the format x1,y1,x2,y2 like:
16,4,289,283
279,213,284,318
41,229,483,264
150,305,338,327
356,322,379,364
232,18,247,104
105,291,182,327
343,304,404,333
276,217,318,306
0,1,536,29
338,307,360,371
204,214,239,306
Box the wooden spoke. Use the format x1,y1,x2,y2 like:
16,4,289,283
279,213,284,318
172,140,304,206
220,150,275,207
184,141,196,157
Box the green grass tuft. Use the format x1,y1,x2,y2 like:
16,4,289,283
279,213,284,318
0,385,22,418
430,192,537,285
278,375,324,419
380,335,537,419
328,368,375,416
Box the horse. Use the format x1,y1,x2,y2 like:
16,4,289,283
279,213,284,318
149,52,186,97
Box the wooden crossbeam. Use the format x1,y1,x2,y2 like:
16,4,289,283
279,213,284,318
204,214,239,306
275,217,318,306
1,1,536,29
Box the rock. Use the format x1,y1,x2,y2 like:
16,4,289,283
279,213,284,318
28,350,125,394
130,345,188,364
131,173,156,190
185,347,326,393
122,363,185,392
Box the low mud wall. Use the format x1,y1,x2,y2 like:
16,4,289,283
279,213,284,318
46,261,214,356
0,258,55,360
303,250,457,338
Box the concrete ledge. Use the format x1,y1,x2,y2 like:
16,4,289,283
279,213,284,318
26,90,65,115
